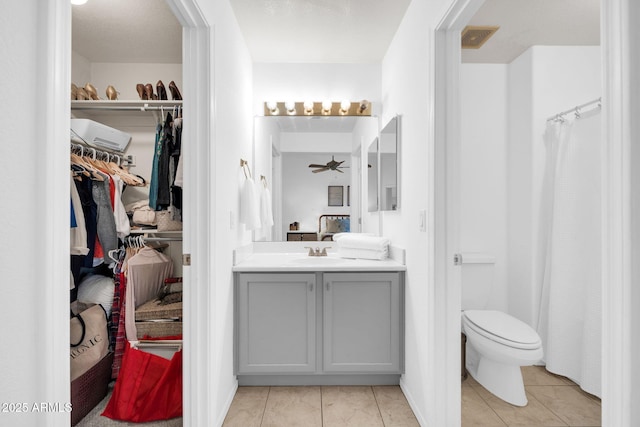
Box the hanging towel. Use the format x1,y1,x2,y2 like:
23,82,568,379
260,186,274,228
240,178,261,231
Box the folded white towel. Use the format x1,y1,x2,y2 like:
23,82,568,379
336,234,390,251
338,247,388,260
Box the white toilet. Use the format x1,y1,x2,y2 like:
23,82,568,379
461,253,543,406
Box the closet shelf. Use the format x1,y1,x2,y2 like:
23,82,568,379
71,100,182,112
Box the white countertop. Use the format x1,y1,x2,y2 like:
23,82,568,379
232,242,406,272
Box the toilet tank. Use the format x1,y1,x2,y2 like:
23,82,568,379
460,252,495,310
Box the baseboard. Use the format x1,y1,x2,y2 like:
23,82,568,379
399,377,429,427
215,380,239,427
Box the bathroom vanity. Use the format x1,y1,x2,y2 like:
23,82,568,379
232,245,406,385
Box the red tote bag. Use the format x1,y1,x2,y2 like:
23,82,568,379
102,343,182,422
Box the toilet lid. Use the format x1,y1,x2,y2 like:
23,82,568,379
463,310,541,349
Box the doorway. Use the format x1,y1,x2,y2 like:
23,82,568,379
434,0,618,425
51,0,212,425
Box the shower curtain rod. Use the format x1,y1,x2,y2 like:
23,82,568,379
547,97,602,122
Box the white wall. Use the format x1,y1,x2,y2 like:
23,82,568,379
0,2,61,425
380,0,457,425
460,63,509,311
508,46,601,327
253,63,382,116
210,0,255,423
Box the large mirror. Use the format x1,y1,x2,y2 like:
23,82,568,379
379,116,400,211
253,115,378,241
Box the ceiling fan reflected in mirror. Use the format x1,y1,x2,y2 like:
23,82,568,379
309,155,349,173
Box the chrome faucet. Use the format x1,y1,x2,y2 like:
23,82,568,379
305,246,331,256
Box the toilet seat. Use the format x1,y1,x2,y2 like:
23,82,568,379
463,310,541,350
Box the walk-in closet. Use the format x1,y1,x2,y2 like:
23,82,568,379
69,1,185,424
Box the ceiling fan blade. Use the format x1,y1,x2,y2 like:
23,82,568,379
312,167,329,173
335,168,344,173
308,164,327,168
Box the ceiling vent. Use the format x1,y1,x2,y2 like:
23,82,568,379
461,26,499,49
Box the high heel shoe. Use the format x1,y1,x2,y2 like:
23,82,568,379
84,83,100,100
106,85,119,100
136,83,147,100
144,83,156,101
156,80,168,100
169,81,182,100
71,83,78,100
76,87,90,101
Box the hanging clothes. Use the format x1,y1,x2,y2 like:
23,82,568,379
149,123,163,210
124,246,174,341
156,112,174,210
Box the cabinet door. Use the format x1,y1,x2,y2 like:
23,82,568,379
323,272,401,373
237,273,316,373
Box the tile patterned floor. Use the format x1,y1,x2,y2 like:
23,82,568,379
222,385,420,427
462,366,601,427
222,367,601,427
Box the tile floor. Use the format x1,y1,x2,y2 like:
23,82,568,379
223,367,600,427
462,366,601,427
222,385,420,427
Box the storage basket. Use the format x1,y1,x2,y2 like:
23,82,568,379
71,351,114,426
135,299,182,338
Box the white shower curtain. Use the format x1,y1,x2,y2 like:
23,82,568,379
536,109,602,398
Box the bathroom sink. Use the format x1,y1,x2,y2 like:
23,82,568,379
289,257,345,265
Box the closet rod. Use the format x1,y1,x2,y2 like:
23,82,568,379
71,100,182,112
547,97,602,122
70,142,129,165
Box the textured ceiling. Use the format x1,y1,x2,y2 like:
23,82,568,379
72,0,181,63
462,0,600,64
71,0,599,65
228,0,411,63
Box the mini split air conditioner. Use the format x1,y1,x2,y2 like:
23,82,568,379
70,118,132,153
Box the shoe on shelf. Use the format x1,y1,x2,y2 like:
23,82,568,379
144,83,156,101
106,85,119,100
136,83,147,100
156,80,168,100
169,81,182,100
76,87,90,101
84,83,100,100
71,83,78,100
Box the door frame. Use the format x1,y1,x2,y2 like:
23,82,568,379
44,0,213,425
434,0,627,425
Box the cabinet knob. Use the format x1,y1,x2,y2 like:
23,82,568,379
309,283,314,292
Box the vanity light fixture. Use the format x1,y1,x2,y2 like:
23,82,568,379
340,100,351,115
322,100,333,115
266,101,279,115
285,101,296,115
263,100,372,117
303,101,314,115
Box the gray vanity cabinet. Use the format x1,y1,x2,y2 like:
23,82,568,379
235,270,404,383
323,272,402,373
236,273,316,374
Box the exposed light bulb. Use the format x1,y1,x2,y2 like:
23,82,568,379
322,100,332,114
340,100,351,114
266,101,279,115
285,101,296,115
303,101,314,115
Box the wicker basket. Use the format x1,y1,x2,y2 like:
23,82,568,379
135,299,182,321
71,351,114,426
136,321,183,339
